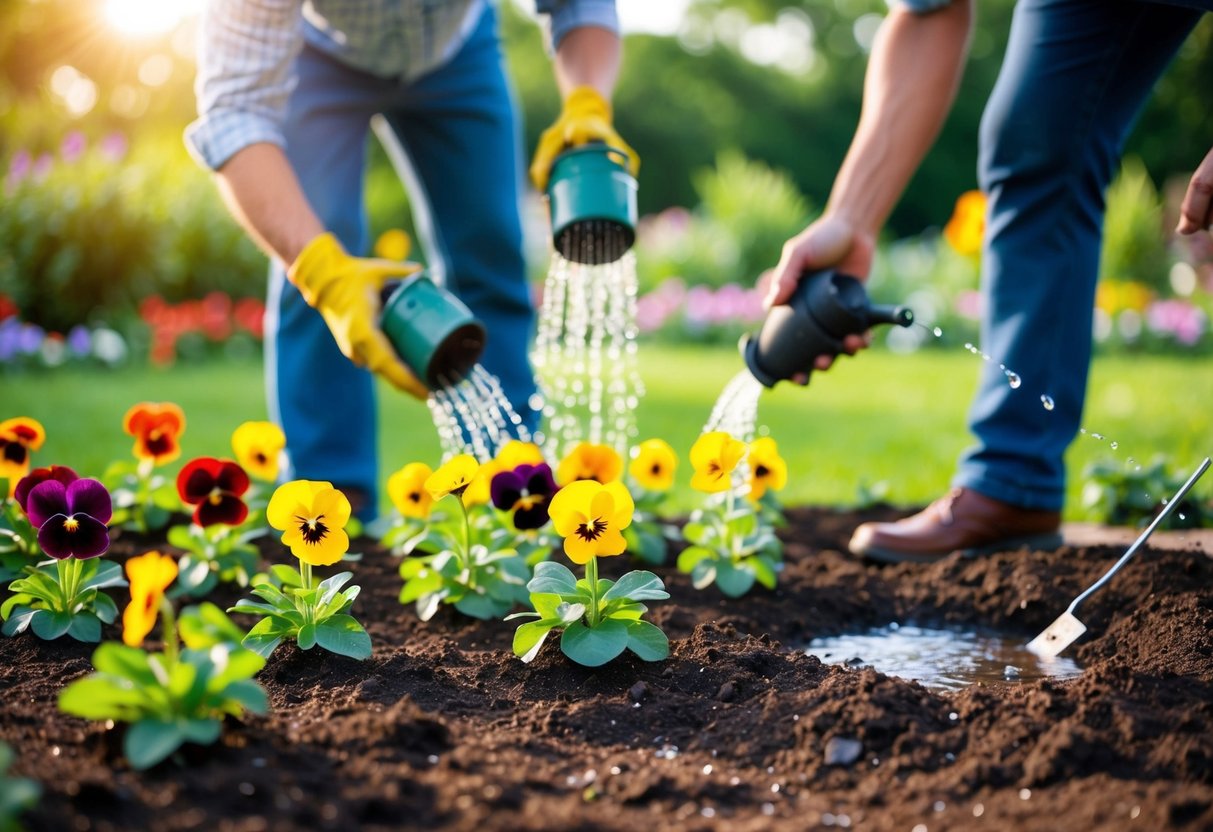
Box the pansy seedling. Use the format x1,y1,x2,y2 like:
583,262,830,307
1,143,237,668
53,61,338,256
229,480,371,660
167,457,263,597
2,471,126,642
396,455,532,621
622,438,680,566
509,480,670,667
677,432,785,598
59,551,269,770
103,402,186,532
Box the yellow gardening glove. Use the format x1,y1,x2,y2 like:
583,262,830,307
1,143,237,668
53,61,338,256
529,85,640,191
287,232,428,399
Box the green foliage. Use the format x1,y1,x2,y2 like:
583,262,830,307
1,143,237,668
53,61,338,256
1100,157,1170,293
167,521,265,598
395,507,532,622
1081,457,1211,530
103,459,178,533
0,498,39,584
622,487,678,566
678,494,783,598
2,557,126,642
57,633,268,770
230,567,371,660
0,742,40,832
508,560,670,667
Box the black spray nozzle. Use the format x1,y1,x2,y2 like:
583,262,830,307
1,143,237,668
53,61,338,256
740,269,913,388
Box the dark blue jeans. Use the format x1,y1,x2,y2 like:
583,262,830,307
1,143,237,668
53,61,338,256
954,0,1203,510
266,6,536,517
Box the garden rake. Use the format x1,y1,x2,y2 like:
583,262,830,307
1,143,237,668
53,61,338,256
1026,456,1211,658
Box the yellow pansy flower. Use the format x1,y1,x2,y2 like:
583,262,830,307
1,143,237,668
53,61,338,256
556,442,623,486
0,417,45,496
629,438,677,492
122,551,178,648
231,421,286,482
266,480,351,566
425,454,480,502
943,190,986,257
747,437,788,500
689,431,746,493
387,462,434,519
548,480,634,565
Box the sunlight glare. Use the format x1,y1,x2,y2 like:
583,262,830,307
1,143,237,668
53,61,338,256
104,0,203,37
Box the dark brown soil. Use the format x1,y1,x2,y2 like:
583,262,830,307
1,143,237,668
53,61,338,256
3,506,1213,831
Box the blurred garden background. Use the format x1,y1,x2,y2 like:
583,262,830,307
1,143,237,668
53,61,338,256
3,0,1211,519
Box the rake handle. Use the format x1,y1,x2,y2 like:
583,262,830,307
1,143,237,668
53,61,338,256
1068,456,1211,614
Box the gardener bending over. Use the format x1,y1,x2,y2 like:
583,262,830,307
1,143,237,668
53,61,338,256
763,0,1213,561
185,0,636,519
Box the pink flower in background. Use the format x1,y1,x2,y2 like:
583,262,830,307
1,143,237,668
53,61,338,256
1146,299,1207,346
6,150,32,189
954,289,983,320
60,131,86,163
99,132,129,162
636,278,687,333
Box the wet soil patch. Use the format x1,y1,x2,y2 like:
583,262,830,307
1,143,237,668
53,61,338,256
3,506,1212,831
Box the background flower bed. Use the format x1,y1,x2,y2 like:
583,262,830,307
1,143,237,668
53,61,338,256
2,507,1212,830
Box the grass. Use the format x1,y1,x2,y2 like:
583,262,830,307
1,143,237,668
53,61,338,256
4,345,1210,520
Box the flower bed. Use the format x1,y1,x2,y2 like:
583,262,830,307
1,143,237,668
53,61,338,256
3,505,1212,830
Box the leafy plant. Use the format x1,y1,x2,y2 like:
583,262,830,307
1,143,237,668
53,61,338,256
623,439,680,566
677,432,785,598
396,455,533,621
229,480,371,659
57,552,268,770
2,470,125,641
509,480,669,667
1082,456,1210,529
0,742,40,832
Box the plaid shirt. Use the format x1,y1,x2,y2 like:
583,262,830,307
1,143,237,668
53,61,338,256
186,0,619,171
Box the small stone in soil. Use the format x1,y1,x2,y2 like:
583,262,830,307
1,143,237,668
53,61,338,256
824,736,864,766
717,681,736,702
629,682,648,702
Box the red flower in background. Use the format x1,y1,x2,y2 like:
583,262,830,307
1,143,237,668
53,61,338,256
176,457,250,527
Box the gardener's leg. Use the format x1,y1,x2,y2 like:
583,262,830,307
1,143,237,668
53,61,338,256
850,0,1200,561
268,46,391,519
376,5,539,433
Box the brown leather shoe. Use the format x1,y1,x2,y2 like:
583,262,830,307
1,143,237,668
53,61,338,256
848,487,1062,563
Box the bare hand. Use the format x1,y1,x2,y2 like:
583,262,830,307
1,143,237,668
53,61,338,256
1177,147,1213,235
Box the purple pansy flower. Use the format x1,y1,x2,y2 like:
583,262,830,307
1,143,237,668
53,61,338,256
490,463,559,531
14,465,79,515
25,477,112,559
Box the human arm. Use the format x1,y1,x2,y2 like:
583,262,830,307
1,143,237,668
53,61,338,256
529,1,637,189
1176,146,1213,234
766,0,974,309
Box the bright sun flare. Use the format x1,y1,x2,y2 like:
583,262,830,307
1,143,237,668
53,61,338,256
103,0,203,37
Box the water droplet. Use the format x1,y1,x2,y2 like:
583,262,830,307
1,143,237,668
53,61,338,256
934,801,946,812
1019,788,1032,801
1092,433,1104,441
1179,513,1187,520
1006,371,1022,389
1110,441,1119,450
1041,395,1055,411
702,764,713,775
933,326,943,337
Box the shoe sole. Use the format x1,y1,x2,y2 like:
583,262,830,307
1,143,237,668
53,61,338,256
855,531,1065,564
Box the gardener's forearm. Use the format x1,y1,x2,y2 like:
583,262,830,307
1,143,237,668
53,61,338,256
214,143,325,266
552,25,621,98
827,0,972,236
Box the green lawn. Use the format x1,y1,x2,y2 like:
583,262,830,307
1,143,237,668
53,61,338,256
4,345,1210,519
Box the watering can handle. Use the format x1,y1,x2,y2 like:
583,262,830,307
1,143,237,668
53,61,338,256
1068,456,1211,614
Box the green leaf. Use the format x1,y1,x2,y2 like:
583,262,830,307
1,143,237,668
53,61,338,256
677,546,717,573
316,571,354,608
625,620,670,661
682,521,709,544
602,570,669,602
30,609,72,641
399,569,445,604
179,718,222,745
725,511,757,538
454,592,510,620
93,642,158,684
221,679,269,715
58,676,149,720
313,615,372,660
513,619,558,663
627,526,668,565
66,611,102,642
715,560,757,598
560,619,629,667
125,720,187,770
167,525,197,550
208,645,266,689
527,561,579,595
529,593,564,620
93,591,119,624
555,602,586,624
690,560,717,590
80,559,128,591
2,606,37,636
175,556,214,594
416,591,446,622
749,556,780,590
179,603,248,649
269,564,304,587
297,622,317,650
242,618,287,659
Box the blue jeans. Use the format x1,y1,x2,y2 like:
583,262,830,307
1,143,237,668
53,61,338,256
954,0,1202,510
267,6,536,518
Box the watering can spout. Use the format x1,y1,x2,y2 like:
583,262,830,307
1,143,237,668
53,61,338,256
739,269,914,388
546,143,638,265
379,275,486,391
